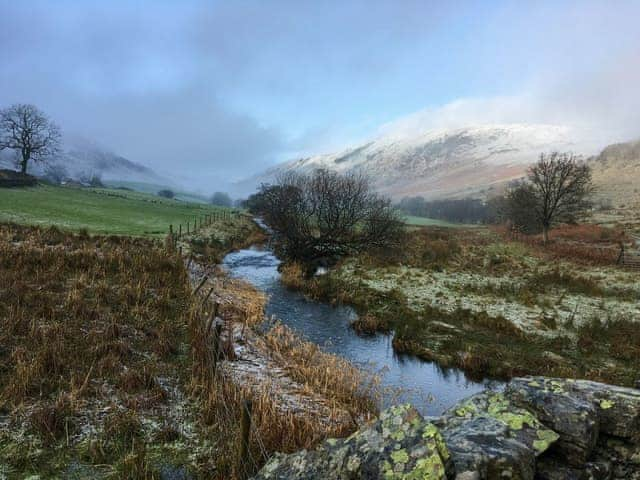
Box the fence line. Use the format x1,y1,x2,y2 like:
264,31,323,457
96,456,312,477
167,209,240,247
188,266,271,478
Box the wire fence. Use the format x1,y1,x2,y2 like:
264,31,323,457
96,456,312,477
173,214,274,479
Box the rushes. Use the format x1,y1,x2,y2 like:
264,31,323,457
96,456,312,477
0,223,191,475
1,221,379,478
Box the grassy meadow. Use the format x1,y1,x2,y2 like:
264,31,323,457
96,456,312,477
403,215,471,228
104,180,210,204
0,183,230,236
282,223,640,387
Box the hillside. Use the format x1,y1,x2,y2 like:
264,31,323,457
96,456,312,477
0,135,165,186
589,139,640,208
243,124,596,200
0,184,227,236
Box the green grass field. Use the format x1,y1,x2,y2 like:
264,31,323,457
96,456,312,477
104,180,210,204
0,184,232,236
403,215,472,228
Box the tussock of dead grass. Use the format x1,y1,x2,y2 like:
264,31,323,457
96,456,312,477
0,223,196,476
262,323,379,417
1,219,379,478
188,259,379,478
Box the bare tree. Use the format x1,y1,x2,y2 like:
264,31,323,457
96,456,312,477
527,152,593,242
252,170,404,269
0,104,61,174
502,182,541,234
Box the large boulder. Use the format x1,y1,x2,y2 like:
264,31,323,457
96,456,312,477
506,377,640,467
253,404,454,479
505,378,599,465
437,392,559,479
566,379,640,440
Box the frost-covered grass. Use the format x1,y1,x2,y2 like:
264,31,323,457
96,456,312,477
285,224,640,386
0,223,215,478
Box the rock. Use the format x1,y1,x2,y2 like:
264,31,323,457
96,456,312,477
566,379,640,440
439,392,559,479
591,436,640,480
535,455,612,480
252,404,454,479
253,377,640,480
508,377,640,450
506,378,599,465
454,472,480,480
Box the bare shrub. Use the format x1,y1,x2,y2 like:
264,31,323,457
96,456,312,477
252,170,404,269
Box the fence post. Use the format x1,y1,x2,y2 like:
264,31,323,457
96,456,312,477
201,287,214,306
237,399,253,480
212,315,222,373
194,275,209,295
617,242,625,265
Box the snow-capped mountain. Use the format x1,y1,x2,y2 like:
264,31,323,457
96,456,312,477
0,134,164,184
243,124,600,200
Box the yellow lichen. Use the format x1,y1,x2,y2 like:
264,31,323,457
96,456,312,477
600,399,615,409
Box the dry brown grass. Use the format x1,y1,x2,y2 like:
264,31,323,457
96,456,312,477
279,261,305,290
187,271,379,479
262,323,379,417
0,220,378,478
494,223,627,265
0,223,197,477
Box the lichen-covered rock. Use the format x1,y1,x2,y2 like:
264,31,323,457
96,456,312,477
438,392,559,480
535,455,612,480
566,379,640,441
505,378,599,465
591,436,640,480
252,404,454,479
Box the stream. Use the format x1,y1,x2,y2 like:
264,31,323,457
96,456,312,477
222,246,503,416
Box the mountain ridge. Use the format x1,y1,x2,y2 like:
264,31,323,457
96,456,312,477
241,123,600,200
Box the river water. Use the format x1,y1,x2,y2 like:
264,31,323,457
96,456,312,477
222,246,502,416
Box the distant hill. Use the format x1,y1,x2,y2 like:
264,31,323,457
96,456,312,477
589,139,640,210
0,134,165,186
104,180,209,204
240,124,597,200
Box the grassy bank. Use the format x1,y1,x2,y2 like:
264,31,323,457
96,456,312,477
0,183,230,236
403,215,471,228
280,224,640,387
0,223,203,478
0,216,377,478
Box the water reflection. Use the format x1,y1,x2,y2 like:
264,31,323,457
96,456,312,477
222,246,503,416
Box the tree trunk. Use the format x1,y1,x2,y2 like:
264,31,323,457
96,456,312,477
20,153,28,174
542,225,549,244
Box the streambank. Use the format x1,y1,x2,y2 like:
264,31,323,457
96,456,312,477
222,247,502,416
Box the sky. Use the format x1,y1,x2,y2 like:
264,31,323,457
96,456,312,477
1,0,639,190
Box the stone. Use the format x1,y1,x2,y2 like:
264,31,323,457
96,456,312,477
439,392,559,480
252,404,454,479
535,455,612,480
566,379,640,440
506,378,599,465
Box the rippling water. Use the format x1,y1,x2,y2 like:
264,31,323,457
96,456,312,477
223,246,503,416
